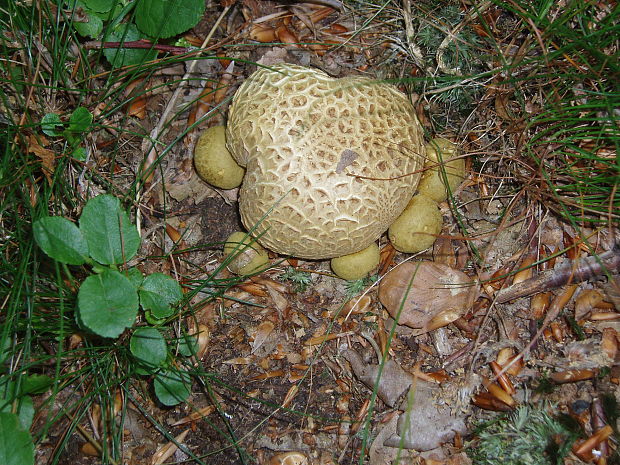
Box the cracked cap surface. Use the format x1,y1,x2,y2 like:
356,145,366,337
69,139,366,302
226,63,425,259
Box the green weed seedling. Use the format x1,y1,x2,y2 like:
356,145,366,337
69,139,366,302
279,266,313,292
67,0,205,68
40,107,93,161
345,274,378,298
469,404,580,465
32,194,193,406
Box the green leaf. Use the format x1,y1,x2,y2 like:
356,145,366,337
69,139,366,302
154,368,191,406
177,332,198,357
130,327,167,368
33,217,89,265
144,310,166,326
71,146,87,161
20,375,52,395
68,107,93,135
41,113,63,136
0,412,34,465
72,4,104,38
135,0,204,39
103,23,157,68
125,267,144,288
78,269,139,338
81,0,116,13
0,378,34,430
139,273,182,319
80,195,140,265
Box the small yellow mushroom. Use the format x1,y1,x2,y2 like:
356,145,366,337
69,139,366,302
418,138,465,203
223,231,270,275
330,243,380,280
194,126,245,190
388,194,442,253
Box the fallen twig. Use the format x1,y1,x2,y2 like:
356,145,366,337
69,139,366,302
84,39,191,55
495,248,620,303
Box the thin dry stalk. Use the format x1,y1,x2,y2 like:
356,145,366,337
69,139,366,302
496,249,620,303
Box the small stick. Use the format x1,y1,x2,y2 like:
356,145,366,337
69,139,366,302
84,39,191,55
495,248,620,303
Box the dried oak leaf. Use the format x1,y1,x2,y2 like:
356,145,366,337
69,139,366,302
379,261,478,334
344,349,467,451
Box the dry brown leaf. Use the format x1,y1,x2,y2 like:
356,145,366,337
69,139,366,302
495,92,518,122
214,61,234,105
345,349,466,451
266,285,289,313
251,321,275,354
81,443,99,457
127,96,147,119
27,134,56,184
600,327,618,360
223,356,254,365
269,451,309,465
575,289,604,320
171,406,216,426
192,324,210,360
151,429,190,465
379,261,478,333
603,276,620,311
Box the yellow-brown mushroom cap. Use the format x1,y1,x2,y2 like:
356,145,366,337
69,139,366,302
226,64,425,260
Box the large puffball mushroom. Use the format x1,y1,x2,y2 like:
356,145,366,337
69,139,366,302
194,126,245,190
388,194,442,253
226,64,425,260
223,231,270,275
417,138,465,203
330,243,380,280
378,261,478,334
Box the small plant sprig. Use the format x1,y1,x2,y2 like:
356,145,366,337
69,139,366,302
279,266,313,292
469,404,580,465
40,106,93,161
33,194,193,406
345,274,378,298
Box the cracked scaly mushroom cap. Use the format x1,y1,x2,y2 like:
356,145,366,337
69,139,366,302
226,64,425,260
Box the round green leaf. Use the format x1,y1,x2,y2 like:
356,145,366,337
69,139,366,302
33,217,89,265
21,375,52,396
0,412,34,465
130,327,167,368
0,379,34,430
135,0,204,39
78,270,138,338
177,333,198,357
139,273,182,319
154,368,191,406
79,195,140,265
71,146,87,161
125,267,144,288
41,113,63,136
81,0,116,13
68,107,93,134
103,23,157,68
72,6,104,38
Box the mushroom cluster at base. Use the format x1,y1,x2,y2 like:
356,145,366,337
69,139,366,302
194,64,466,279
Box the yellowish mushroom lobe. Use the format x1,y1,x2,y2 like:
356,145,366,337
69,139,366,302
330,243,380,280
388,194,442,253
223,231,270,275
417,138,465,203
194,126,245,190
